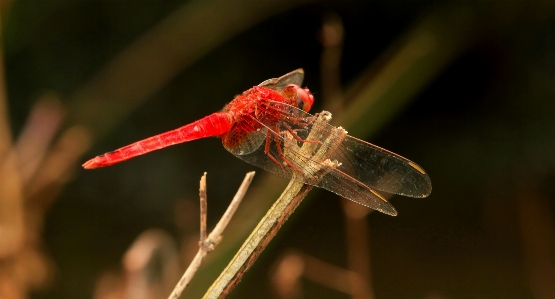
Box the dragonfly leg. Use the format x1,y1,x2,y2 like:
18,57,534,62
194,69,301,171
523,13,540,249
290,114,317,127
281,123,321,145
271,129,304,176
264,132,286,169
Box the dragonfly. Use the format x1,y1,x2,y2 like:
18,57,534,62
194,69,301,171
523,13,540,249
83,69,431,216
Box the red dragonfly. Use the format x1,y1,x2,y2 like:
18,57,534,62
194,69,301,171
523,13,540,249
83,69,431,215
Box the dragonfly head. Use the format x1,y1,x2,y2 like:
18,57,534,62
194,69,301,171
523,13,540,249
283,84,314,112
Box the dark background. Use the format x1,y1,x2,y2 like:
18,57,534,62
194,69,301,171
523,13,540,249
1,0,555,299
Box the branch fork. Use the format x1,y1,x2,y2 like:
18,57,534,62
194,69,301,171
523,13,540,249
167,171,255,299
203,111,346,299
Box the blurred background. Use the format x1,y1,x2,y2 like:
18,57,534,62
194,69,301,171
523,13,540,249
1,0,555,298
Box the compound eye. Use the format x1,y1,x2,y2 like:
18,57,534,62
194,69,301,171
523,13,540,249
285,84,314,112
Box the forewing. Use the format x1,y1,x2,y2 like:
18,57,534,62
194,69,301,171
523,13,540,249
237,100,432,197
221,98,430,214
258,69,304,91
332,136,432,198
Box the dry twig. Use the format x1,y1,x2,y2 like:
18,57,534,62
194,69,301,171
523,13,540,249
168,171,255,299
202,111,346,299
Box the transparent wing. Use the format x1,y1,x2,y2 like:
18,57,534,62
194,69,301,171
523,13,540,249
331,135,431,198
221,120,267,156
221,101,431,215
223,116,398,215
258,69,304,91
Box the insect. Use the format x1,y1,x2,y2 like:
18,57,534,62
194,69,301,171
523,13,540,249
83,69,431,215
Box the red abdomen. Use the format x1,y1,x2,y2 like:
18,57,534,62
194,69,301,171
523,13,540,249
83,112,233,169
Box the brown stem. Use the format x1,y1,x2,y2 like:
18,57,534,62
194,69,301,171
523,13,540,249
202,112,344,299
167,171,255,299
199,173,208,246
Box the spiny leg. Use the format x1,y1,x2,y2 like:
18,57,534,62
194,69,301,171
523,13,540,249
271,129,304,176
288,114,317,127
264,130,285,168
281,122,321,145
